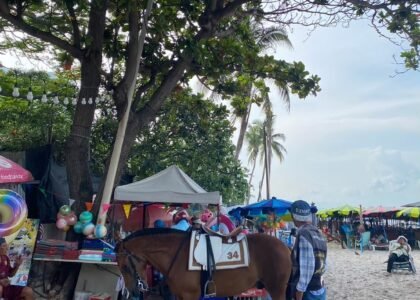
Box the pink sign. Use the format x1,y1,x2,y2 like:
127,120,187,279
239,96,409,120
0,155,33,184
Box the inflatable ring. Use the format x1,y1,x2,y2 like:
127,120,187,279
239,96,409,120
206,214,235,232
0,190,28,237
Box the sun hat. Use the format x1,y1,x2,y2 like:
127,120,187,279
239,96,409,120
290,200,312,222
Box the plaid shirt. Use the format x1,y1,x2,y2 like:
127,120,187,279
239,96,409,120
296,235,325,295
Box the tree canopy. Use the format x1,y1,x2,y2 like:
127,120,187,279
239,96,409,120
0,0,417,209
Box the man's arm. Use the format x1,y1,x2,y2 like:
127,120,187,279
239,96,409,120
296,236,315,296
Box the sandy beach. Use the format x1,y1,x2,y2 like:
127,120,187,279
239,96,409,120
325,242,420,300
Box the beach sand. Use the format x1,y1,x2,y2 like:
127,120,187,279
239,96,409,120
325,242,420,300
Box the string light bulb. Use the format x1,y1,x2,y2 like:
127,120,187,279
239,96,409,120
81,98,86,105
53,95,59,104
12,84,19,97
26,87,33,101
72,97,77,105
88,97,93,105
63,97,69,105
41,92,48,103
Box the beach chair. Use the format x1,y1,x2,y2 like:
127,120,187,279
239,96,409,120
388,241,416,274
355,231,371,253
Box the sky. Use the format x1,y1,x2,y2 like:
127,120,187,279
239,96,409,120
241,20,420,209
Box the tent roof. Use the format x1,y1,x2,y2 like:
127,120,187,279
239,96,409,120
114,165,220,204
402,201,420,207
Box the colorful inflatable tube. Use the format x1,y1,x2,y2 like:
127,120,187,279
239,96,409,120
0,189,28,237
206,214,236,233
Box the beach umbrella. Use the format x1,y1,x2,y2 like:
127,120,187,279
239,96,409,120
363,206,400,218
316,209,331,219
396,207,420,219
240,197,292,216
333,204,359,216
0,155,33,184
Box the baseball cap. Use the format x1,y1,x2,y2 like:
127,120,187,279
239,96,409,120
290,200,312,222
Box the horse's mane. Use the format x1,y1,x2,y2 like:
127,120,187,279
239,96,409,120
123,228,189,242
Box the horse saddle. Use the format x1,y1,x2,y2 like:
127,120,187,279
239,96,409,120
188,230,249,271
202,226,245,243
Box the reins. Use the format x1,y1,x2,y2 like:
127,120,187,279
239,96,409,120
166,228,192,276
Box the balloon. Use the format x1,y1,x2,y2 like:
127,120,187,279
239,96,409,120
79,211,93,224
82,223,95,236
59,205,72,216
74,222,83,234
56,218,68,230
67,213,77,226
94,224,107,238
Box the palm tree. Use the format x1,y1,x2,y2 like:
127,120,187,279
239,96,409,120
245,121,263,203
245,118,286,202
235,24,292,160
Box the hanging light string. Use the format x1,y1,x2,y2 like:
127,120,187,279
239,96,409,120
0,68,114,106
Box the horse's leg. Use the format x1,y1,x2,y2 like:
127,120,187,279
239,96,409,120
177,292,201,300
266,284,287,300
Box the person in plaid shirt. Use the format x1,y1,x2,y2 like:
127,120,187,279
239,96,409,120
287,200,327,300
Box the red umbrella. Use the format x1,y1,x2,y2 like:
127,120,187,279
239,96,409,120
363,206,400,218
0,155,33,184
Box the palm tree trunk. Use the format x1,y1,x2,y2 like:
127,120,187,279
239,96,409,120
235,101,252,160
257,165,266,202
247,158,258,204
263,126,270,199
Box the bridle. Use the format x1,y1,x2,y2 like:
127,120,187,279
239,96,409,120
118,242,149,298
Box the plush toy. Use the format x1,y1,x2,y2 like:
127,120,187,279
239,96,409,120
200,209,213,223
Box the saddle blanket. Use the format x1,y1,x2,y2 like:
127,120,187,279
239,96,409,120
188,230,249,271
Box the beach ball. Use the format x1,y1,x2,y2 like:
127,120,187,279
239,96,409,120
59,205,72,216
67,213,77,226
79,211,93,224
56,218,68,230
94,224,107,238
82,222,95,236
74,221,83,234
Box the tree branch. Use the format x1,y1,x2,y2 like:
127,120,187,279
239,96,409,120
0,0,83,59
64,0,81,48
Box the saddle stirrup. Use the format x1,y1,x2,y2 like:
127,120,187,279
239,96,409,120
204,280,217,298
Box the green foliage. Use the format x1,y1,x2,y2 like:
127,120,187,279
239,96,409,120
0,70,74,155
128,90,249,205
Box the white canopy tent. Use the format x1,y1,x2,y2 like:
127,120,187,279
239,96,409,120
114,165,221,205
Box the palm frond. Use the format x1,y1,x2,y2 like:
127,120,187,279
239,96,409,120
255,26,293,50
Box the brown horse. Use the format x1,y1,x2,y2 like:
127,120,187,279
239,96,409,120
116,228,291,300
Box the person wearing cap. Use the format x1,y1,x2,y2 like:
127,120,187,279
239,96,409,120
0,237,34,300
287,200,327,300
387,235,411,274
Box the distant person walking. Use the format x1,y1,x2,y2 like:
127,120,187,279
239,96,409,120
287,200,327,300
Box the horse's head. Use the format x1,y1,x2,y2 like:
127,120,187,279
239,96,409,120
115,241,149,299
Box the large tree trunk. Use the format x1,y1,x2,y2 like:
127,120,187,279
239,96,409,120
66,0,108,214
